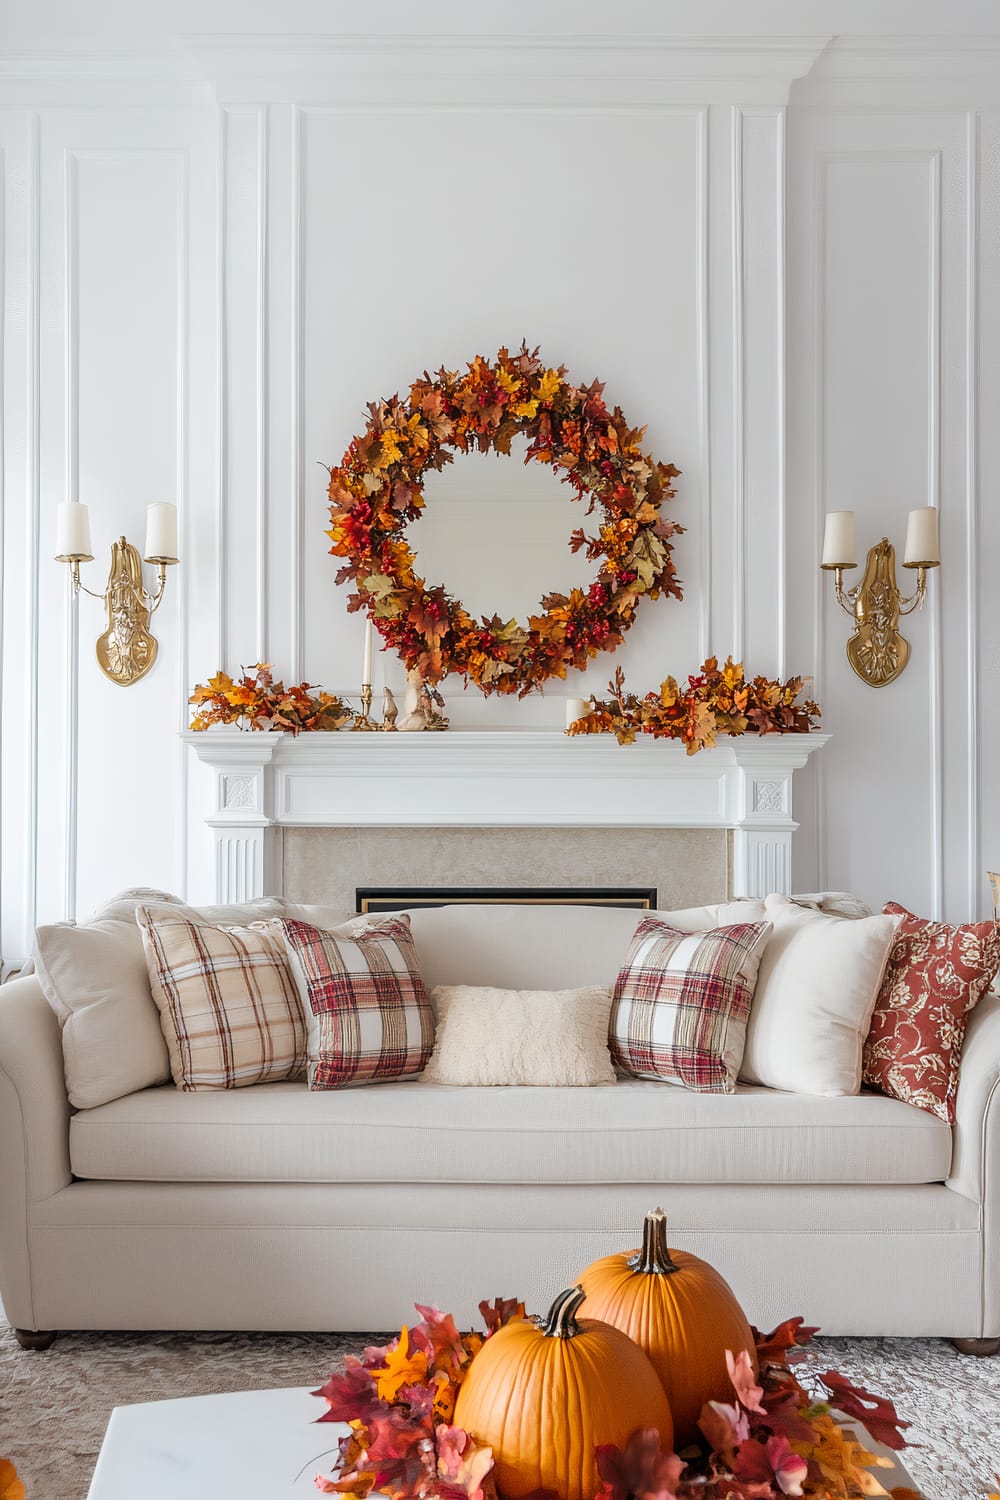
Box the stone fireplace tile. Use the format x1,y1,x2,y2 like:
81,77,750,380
281,826,730,919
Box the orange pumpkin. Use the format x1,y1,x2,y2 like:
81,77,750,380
577,1208,756,1446
453,1284,673,1500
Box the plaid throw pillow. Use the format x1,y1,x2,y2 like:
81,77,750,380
275,915,434,1089
137,904,307,1091
609,917,773,1093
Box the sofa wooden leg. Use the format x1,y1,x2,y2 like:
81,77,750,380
13,1328,57,1351
951,1336,1000,1356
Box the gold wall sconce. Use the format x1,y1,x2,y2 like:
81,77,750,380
55,501,179,686
819,508,939,687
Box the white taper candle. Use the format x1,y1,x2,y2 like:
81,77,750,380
363,620,373,687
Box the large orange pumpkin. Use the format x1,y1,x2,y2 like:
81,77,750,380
576,1208,756,1446
453,1284,673,1500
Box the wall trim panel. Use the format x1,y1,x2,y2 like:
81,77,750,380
965,109,982,916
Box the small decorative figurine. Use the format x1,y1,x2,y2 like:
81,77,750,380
398,668,429,731
382,686,398,730
418,681,449,731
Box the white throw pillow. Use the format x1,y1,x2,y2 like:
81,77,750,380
423,984,616,1087
34,889,286,1108
739,894,899,1096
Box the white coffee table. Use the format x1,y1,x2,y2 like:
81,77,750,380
87,1386,341,1497
86,1385,922,1498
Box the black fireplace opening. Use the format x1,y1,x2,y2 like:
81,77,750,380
355,887,657,914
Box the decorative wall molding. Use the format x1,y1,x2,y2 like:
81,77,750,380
964,108,981,917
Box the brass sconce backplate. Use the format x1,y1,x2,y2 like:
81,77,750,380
846,539,909,687
95,538,159,685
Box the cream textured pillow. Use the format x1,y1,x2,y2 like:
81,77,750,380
423,985,615,1087
739,894,899,1096
33,889,286,1108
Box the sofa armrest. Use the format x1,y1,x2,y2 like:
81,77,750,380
0,974,72,1328
947,991,1000,1204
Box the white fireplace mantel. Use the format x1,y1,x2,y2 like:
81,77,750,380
183,729,829,903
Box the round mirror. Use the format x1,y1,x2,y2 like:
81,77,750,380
406,436,596,621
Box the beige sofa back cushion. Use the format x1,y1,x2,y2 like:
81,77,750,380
300,901,764,994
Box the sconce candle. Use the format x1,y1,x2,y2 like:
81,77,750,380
903,506,940,567
55,502,94,562
144,502,179,563
821,511,857,569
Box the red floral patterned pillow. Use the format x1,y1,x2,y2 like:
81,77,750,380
862,902,1000,1122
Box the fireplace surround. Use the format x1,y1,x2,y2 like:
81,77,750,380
185,730,829,906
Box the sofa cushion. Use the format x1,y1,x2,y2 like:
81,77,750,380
68,1079,952,1187
33,889,287,1108
423,985,615,1086
275,915,434,1089
741,896,899,1097
138,904,308,1090
863,902,1000,1123
393,902,765,992
609,917,772,1092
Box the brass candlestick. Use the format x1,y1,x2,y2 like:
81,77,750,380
352,682,377,731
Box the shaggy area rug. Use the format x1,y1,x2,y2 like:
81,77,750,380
1,1322,998,1500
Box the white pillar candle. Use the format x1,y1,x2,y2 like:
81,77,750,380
820,511,856,568
55,502,93,561
144,502,178,562
904,506,940,566
363,620,373,686
565,697,592,728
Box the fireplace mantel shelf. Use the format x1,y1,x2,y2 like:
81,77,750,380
183,730,830,902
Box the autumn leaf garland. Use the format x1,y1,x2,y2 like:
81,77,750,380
189,663,352,734
570,659,821,754
326,343,684,697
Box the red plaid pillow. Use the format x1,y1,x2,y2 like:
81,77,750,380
275,915,434,1089
862,902,1000,1122
609,917,773,1093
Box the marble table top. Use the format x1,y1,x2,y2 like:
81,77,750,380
85,1385,920,1499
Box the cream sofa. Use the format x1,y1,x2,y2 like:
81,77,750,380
1,901,998,1349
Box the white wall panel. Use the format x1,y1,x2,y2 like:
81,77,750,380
221,105,268,669
1,108,216,954
786,110,977,919
297,105,708,725
739,108,786,680
0,113,39,972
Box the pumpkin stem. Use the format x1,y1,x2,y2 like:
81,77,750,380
541,1285,587,1338
626,1208,680,1275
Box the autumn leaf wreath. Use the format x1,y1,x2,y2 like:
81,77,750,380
326,343,683,698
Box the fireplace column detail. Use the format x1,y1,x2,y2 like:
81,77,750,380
184,730,829,905
198,735,280,903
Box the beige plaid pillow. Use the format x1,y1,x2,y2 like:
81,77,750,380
137,903,307,1090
